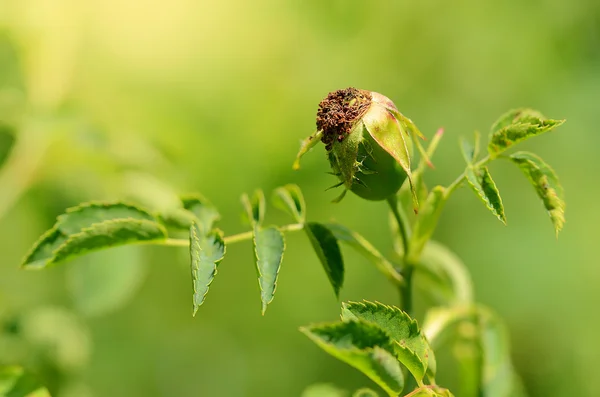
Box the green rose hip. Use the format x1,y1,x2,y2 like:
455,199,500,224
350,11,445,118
295,88,422,204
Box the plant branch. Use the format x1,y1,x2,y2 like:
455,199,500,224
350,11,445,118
446,155,491,195
386,195,410,255
161,223,305,247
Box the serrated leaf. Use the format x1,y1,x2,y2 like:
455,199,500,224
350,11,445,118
22,227,68,269
416,241,473,306
253,226,285,315
508,151,565,235
326,222,402,285
465,166,506,224
305,222,344,298
294,130,323,170
301,383,348,397
0,366,51,397
182,194,220,235
56,202,157,235
51,219,167,266
66,246,146,317
408,187,447,262
301,321,404,396
353,388,378,397
273,184,306,223
488,109,565,157
341,301,432,383
242,190,266,227
190,224,225,316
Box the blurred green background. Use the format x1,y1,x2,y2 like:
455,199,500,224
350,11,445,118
0,1,598,396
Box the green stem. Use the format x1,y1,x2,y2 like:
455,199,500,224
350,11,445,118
446,155,491,195
386,195,410,255
161,223,304,247
386,195,414,313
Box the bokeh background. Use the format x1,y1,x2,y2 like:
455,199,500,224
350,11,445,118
0,1,598,396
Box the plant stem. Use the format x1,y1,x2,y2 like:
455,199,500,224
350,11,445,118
386,195,414,313
386,195,410,255
446,155,491,194
161,223,304,247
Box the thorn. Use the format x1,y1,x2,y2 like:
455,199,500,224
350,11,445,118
427,160,435,169
435,127,444,137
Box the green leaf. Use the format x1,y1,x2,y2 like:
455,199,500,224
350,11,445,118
241,190,266,227
181,194,221,234
56,202,157,235
301,321,404,397
465,166,506,224
488,109,565,157
22,227,68,269
189,224,226,316
301,383,348,397
273,184,306,223
305,222,344,298
460,131,480,164
353,388,379,397
51,219,167,266
326,222,402,285
294,130,324,170
408,187,447,262
405,386,455,397
21,202,164,269
0,366,51,397
66,245,146,317
253,226,285,315
508,151,565,235
341,301,432,383
363,104,417,209
416,241,473,306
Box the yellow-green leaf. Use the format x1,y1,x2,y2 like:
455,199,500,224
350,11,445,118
273,184,306,223
508,151,565,235
253,226,285,315
465,166,506,224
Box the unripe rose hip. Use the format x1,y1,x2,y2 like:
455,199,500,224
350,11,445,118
295,88,421,204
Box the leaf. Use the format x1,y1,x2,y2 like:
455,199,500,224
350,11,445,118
353,389,379,397
66,245,146,317
326,222,402,285
253,226,285,315
56,202,157,235
273,184,306,223
460,131,480,164
465,166,506,224
305,222,344,298
408,187,447,262
363,104,417,209
52,219,167,266
189,224,226,316
0,366,51,397
405,386,455,397
301,321,405,396
488,109,565,157
341,301,432,383
294,130,324,170
416,241,473,306
181,194,221,234
301,383,348,397
22,227,68,269
508,151,565,235
241,190,266,227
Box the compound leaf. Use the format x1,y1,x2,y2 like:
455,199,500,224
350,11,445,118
508,151,565,235
465,166,506,224
189,224,226,316
301,321,404,396
305,222,344,298
254,226,285,315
